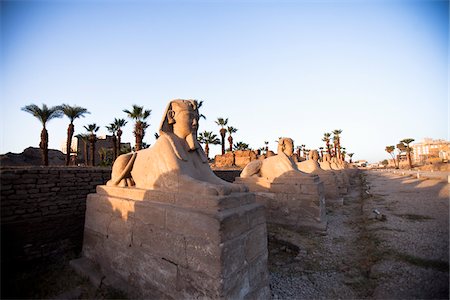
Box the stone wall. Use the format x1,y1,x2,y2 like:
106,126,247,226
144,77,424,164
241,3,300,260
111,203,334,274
1,167,111,265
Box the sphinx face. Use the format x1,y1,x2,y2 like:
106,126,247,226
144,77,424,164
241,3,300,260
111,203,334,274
173,109,199,151
283,141,294,157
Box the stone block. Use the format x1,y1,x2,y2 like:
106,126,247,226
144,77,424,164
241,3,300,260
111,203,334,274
237,176,326,232
166,208,221,242
79,189,269,299
245,224,267,262
186,236,221,277
133,222,187,267
133,202,166,229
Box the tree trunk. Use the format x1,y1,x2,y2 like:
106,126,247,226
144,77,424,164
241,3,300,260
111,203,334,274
89,134,96,166
40,127,49,166
228,135,233,152
112,134,117,160
117,129,122,155
135,122,143,151
83,141,88,166
66,123,74,166
407,150,412,169
205,143,209,159
220,128,226,155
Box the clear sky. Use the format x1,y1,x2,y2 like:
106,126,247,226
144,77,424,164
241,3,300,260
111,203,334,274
1,0,448,163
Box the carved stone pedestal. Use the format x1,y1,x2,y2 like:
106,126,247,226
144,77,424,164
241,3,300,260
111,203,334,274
235,175,326,231
316,172,342,202
73,186,270,299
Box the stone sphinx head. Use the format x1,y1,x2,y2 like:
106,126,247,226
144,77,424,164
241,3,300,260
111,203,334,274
277,138,294,157
159,99,199,151
309,150,319,162
323,153,331,162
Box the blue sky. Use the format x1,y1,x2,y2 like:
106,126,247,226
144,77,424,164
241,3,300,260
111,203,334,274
1,0,448,163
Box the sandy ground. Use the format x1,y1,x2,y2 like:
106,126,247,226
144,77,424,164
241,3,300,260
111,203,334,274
269,170,449,299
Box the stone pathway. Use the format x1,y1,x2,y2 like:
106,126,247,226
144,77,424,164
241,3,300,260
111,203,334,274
269,170,449,299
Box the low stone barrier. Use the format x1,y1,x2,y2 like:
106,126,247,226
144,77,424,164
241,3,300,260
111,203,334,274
1,167,111,264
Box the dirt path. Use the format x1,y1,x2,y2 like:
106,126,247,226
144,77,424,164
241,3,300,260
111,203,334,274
269,170,449,299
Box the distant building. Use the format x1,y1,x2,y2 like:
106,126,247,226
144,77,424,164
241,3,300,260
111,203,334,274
411,138,449,164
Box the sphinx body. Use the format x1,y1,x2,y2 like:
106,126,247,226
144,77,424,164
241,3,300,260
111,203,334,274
241,138,312,180
107,99,246,196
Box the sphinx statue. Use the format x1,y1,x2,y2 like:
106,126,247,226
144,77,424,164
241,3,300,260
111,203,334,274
107,99,246,196
297,150,341,200
241,137,309,179
320,153,349,192
236,137,326,231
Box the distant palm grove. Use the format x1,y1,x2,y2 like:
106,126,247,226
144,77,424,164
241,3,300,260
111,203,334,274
22,102,354,167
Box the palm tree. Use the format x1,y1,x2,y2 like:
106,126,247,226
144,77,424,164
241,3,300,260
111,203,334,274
215,117,228,155
385,146,397,168
123,105,151,151
61,104,89,165
301,144,306,159
322,133,332,155
84,123,99,166
319,147,324,160
106,123,118,160
75,133,89,165
197,100,206,120
21,104,63,165
234,141,250,151
348,153,354,164
295,146,301,157
264,141,269,153
332,129,343,159
400,138,415,169
113,118,128,154
198,131,220,159
227,126,238,152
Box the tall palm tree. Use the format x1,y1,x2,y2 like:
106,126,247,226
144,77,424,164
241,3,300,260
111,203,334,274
332,129,343,159
75,133,89,166
215,117,228,155
198,131,220,159
84,123,99,166
61,104,89,165
123,105,151,151
385,146,397,168
234,141,250,151
113,118,128,154
400,138,415,169
106,123,118,160
227,126,238,152
322,133,332,155
21,104,63,165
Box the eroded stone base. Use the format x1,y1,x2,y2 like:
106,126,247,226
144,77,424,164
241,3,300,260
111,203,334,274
79,186,270,299
235,176,326,231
